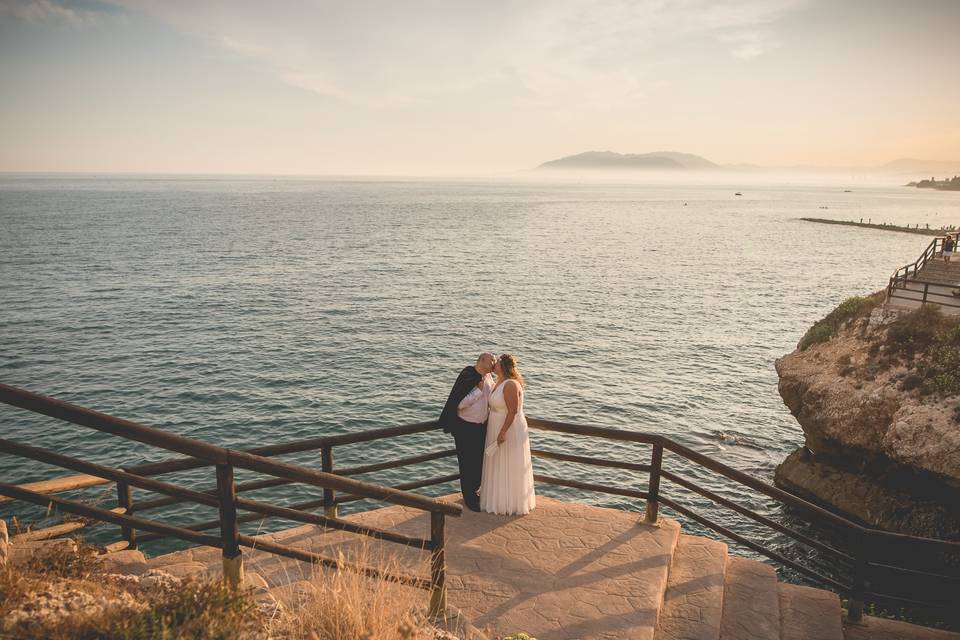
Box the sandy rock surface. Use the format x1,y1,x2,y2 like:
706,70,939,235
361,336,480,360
775,309,960,538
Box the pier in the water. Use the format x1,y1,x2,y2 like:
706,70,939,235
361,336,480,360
802,217,951,236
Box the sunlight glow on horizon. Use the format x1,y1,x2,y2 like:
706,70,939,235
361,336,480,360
0,0,958,176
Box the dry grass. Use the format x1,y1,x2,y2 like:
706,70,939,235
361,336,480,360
4,533,452,640
1,539,107,619
24,538,103,578
267,542,436,640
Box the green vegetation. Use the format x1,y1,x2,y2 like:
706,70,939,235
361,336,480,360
883,305,960,396
106,580,259,640
799,294,882,350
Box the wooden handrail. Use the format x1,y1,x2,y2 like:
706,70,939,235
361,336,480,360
0,383,460,518
128,421,441,477
4,383,957,620
0,482,224,548
525,416,960,551
0,437,222,509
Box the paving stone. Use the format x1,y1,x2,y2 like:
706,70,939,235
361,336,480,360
719,556,779,640
778,583,843,640
655,534,727,640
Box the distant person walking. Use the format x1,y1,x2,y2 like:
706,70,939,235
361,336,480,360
943,235,954,264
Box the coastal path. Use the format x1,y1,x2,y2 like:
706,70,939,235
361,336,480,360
887,234,960,313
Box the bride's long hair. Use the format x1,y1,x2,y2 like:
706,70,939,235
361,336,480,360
498,353,524,388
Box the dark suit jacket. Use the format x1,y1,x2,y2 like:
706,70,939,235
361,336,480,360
439,366,483,434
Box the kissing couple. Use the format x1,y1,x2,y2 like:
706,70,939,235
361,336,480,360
439,353,536,515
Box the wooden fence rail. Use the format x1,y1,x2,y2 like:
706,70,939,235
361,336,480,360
3,383,959,624
0,383,459,619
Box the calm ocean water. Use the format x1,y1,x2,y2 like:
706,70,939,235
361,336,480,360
2,175,958,567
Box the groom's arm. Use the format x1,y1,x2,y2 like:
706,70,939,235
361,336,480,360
439,367,481,431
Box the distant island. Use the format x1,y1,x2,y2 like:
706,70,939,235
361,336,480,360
536,150,719,171
906,176,960,191
535,151,960,175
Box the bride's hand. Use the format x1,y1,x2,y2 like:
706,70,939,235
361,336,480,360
497,428,507,445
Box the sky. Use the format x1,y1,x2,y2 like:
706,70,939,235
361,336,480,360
0,0,958,175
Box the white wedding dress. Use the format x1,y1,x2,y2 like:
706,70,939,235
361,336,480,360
479,381,536,515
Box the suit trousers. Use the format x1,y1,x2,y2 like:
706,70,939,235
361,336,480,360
452,421,487,507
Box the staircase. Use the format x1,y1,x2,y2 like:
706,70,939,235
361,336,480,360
886,235,960,314
654,535,842,640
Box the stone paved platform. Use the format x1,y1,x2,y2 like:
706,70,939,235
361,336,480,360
144,494,960,640
149,495,681,640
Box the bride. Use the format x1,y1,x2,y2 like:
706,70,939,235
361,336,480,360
479,353,536,515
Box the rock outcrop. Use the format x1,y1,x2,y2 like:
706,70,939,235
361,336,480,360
775,304,960,539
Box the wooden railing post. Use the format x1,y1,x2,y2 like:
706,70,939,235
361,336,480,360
321,444,337,518
116,479,136,550
922,282,929,304
428,511,447,619
644,444,663,524
216,463,243,586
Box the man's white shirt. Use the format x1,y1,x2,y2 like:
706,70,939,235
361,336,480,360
457,373,493,424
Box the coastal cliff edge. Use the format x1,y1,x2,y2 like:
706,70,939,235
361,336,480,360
774,294,960,539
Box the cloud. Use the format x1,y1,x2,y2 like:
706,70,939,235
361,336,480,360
105,0,805,108
0,0,101,26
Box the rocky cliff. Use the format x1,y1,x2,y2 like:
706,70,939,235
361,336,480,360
774,295,960,539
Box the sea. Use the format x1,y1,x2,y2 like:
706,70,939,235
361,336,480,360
1,174,957,578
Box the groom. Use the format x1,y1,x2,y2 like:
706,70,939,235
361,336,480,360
439,352,496,511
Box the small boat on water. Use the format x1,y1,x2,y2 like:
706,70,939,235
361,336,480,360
734,192,742,196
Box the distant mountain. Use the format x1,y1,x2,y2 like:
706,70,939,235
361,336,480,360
537,150,720,171
876,158,960,174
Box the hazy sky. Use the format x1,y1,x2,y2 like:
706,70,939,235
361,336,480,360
1,0,958,175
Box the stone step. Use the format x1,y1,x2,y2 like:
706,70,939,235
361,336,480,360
718,557,779,640
654,534,727,640
777,583,842,640
99,549,148,575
